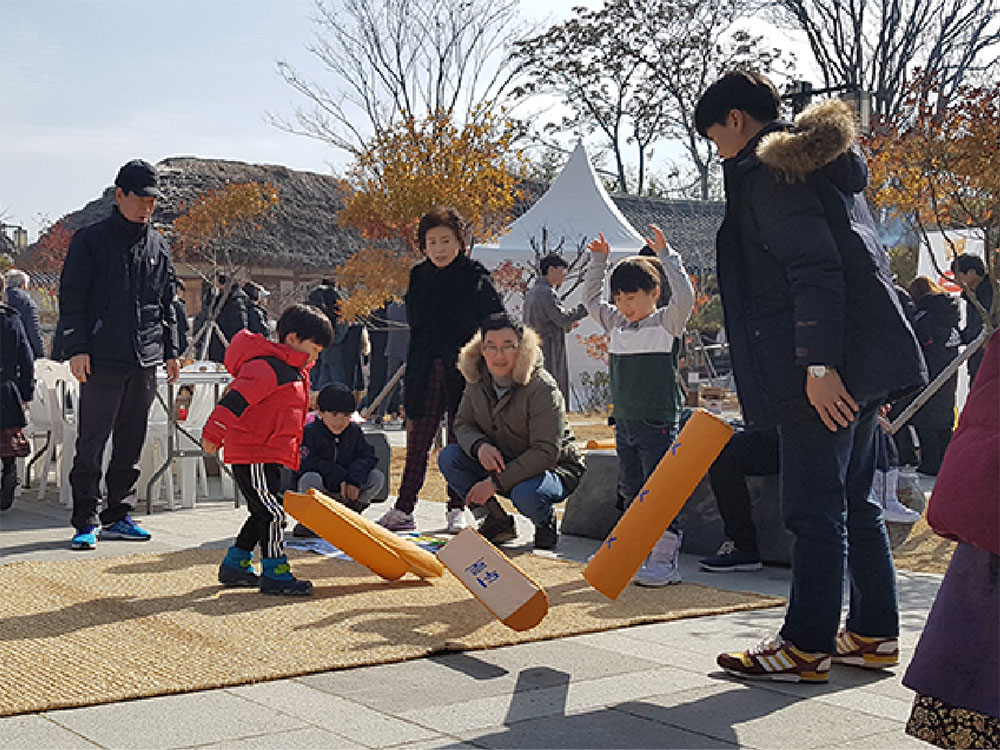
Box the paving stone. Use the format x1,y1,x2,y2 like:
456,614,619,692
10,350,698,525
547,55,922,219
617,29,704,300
228,679,439,748
45,690,307,750
197,726,357,750
0,714,98,749
457,704,737,749
620,683,902,749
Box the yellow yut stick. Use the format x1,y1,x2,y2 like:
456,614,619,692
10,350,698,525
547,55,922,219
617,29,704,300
284,489,444,580
437,527,549,631
583,408,734,600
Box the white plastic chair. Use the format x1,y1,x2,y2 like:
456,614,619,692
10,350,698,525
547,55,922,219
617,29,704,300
177,361,235,505
137,387,176,509
25,378,59,499
176,381,215,507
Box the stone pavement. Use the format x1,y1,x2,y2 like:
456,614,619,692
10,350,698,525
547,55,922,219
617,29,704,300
0,480,941,750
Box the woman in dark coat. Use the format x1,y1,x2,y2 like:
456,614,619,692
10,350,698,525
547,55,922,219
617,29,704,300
908,276,961,475
0,275,35,510
377,207,503,533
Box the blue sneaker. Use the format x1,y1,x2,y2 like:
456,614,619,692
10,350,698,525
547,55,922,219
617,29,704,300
71,526,98,550
101,515,152,541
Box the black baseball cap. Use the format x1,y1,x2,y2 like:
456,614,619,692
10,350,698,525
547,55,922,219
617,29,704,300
114,159,161,197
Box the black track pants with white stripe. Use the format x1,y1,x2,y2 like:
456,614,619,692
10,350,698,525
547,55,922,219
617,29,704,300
232,463,285,559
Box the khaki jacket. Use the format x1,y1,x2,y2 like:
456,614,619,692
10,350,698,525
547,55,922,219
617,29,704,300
455,327,586,495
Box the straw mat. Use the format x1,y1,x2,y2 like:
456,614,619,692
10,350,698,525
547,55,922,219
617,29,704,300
0,548,783,717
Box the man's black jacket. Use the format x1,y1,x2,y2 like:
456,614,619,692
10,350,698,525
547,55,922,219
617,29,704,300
716,100,927,428
57,207,178,368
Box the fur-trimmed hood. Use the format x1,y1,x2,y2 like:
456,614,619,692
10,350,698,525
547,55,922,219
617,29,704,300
457,326,544,386
756,99,864,187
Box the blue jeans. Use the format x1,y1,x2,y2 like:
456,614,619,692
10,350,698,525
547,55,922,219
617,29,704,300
778,404,898,654
437,443,566,525
615,418,681,534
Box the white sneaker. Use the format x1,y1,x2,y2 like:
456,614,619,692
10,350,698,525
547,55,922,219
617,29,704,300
445,507,468,533
377,508,416,531
634,530,683,587
883,499,921,524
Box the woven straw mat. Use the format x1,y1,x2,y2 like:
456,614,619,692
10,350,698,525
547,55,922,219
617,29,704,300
0,548,783,716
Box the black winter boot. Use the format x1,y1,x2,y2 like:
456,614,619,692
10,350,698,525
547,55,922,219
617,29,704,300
477,497,516,545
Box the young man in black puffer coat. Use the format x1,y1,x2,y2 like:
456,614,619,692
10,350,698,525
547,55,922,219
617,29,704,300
695,72,926,683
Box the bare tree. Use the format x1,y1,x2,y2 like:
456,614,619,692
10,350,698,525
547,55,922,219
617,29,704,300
513,0,787,198
771,0,1000,117
270,0,531,156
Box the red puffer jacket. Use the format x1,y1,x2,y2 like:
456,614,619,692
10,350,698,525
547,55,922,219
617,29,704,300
202,330,312,469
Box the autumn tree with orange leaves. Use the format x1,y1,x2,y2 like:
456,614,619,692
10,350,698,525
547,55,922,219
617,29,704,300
29,217,75,273
864,75,998,336
172,181,280,280
333,108,523,320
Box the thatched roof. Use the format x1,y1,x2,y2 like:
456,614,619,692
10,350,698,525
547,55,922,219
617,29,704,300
47,157,365,270
610,195,724,275
29,156,723,273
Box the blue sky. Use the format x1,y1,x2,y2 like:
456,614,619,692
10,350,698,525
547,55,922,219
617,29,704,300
0,0,602,240
0,0,795,241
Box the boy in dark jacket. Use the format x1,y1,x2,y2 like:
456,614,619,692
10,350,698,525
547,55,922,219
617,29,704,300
202,304,333,595
291,383,385,538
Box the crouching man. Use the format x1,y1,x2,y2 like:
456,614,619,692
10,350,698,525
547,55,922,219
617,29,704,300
438,312,585,549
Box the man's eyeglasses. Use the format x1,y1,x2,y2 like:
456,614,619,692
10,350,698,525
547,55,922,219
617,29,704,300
483,343,519,356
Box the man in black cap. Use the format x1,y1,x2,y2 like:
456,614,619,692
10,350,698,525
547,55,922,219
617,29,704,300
57,159,180,550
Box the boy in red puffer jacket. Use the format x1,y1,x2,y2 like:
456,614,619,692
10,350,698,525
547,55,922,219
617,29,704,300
202,304,333,596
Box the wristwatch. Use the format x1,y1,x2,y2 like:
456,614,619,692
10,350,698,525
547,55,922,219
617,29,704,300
807,365,831,378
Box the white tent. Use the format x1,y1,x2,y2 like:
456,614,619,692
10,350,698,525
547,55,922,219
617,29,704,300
492,140,647,255
474,141,648,410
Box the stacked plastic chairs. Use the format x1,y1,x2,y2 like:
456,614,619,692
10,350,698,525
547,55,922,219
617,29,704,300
24,359,79,507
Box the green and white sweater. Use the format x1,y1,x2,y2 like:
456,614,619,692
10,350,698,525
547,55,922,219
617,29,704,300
583,246,695,423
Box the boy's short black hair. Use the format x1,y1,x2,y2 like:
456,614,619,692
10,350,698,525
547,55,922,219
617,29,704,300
417,206,468,255
277,303,333,348
539,253,568,276
952,254,986,277
610,257,661,297
317,382,356,414
695,70,781,138
479,311,523,340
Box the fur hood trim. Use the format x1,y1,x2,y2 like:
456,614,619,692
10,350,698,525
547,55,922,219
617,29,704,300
757,99,858,181
457,326,543,386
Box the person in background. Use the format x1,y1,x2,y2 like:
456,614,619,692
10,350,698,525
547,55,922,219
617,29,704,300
202,304,333,595
173,278,190,358
584,224,695,586
907,276,961,476
699,427,778,572
192,272,227,358
209,282,249,363
291,382,385,537
0,273,34,510
307,280,348,395
951,253,994,384
695,72,926,682
364,305,390,425
383,300,410,421
4,269,44,358
377,206,503,534
440,312,585,549
243,281,270,336
522,253,587,409
58,159,180,550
